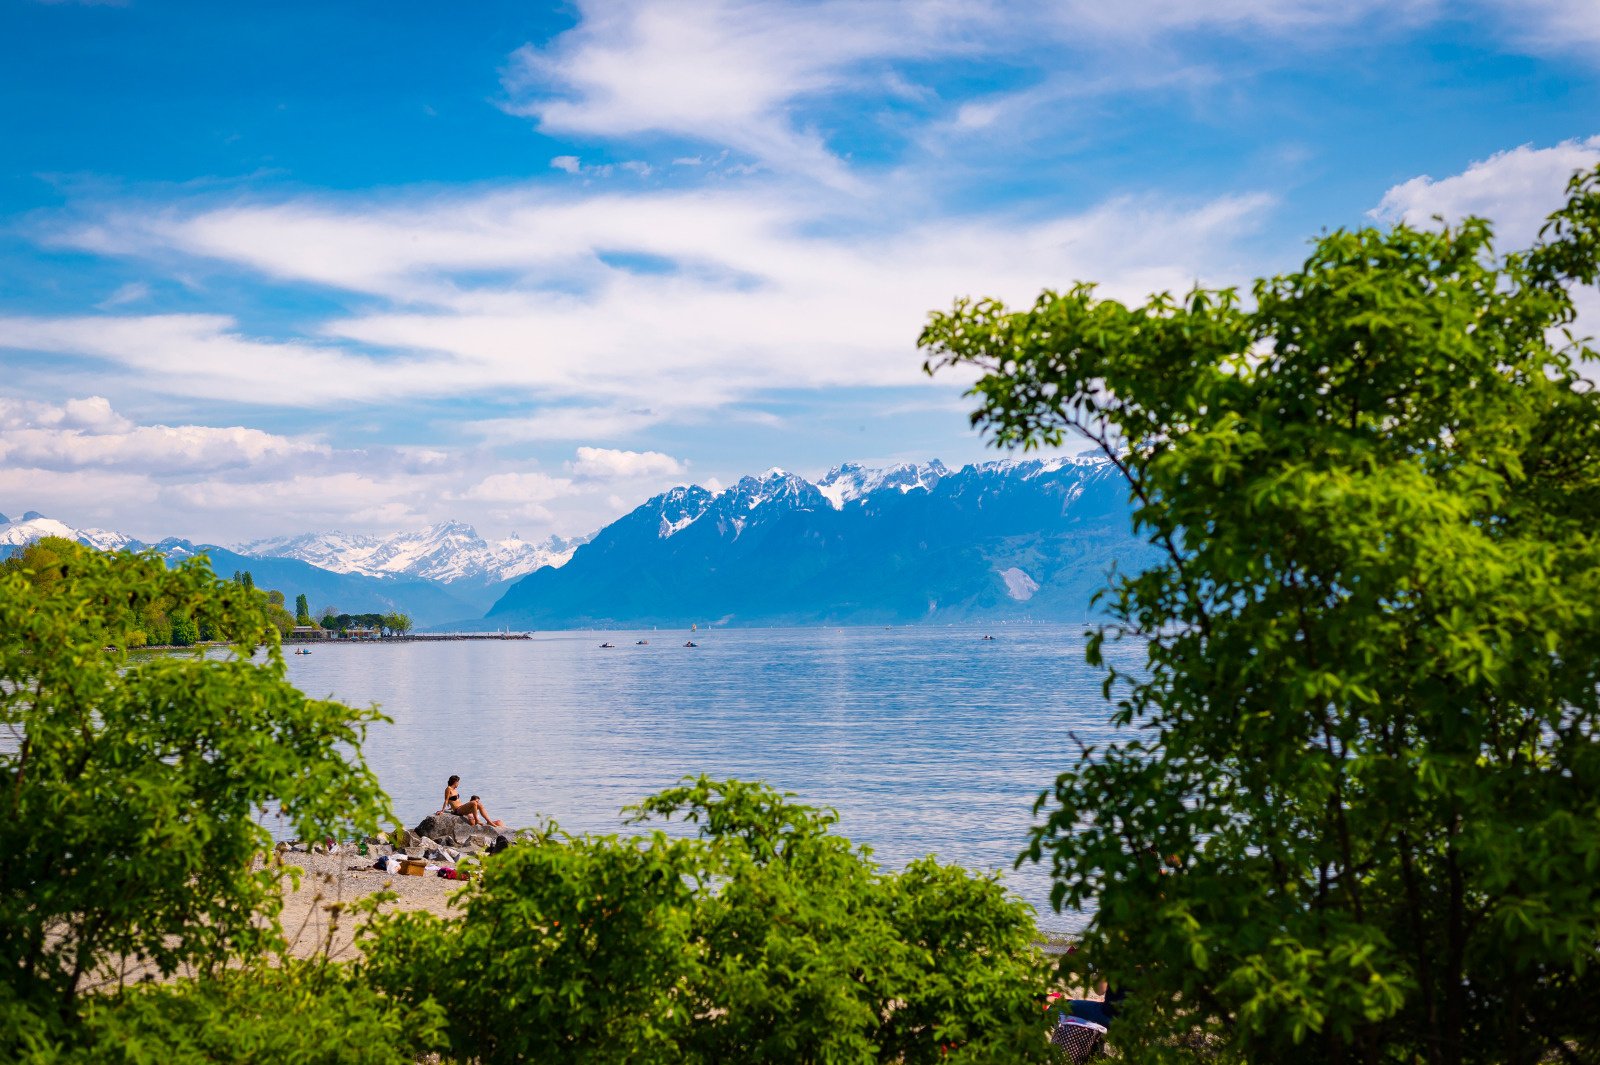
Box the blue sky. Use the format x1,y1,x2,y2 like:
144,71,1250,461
2,0,1599,544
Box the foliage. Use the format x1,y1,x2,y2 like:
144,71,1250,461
295,592,313,626
319,612,410,636
6,960,444,1065
0,542,391,1034
921,165,1600,1063
363,777,1051,1064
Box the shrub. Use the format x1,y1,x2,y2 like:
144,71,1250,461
11,961,444,1064
0,542,390,1040
363,777,1052,1064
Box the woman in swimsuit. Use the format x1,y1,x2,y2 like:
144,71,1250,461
443,774,504,827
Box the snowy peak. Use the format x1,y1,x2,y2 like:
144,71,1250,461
239,522,588,585
638,456,1104,542
652,485,716,539
818,460,949,509
728,468,824,513
0,512,144,555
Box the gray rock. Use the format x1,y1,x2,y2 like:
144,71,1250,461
411,811,483,846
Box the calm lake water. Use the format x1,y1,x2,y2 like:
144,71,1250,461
282,624,1135,933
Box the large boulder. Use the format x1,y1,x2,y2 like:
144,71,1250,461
411,811,482,846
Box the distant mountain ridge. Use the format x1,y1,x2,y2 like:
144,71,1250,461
1,511,143,554
238,522,585,587
5,455,1155,631
0,513,530,625
487,456,1156,628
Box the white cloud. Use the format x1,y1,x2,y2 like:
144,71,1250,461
0,397,650,544
1372,140,1600,377
0,395,131,433
551,155,582,173
1371,136,1600,248
28,184,1275,416
0,395,323,472
568,446,685,480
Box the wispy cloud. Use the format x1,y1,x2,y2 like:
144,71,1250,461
500,0,1449,189
95,280,150,309
22,185,1276,415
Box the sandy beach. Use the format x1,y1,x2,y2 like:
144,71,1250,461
272,848,467,962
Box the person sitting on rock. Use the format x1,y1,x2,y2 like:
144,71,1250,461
443,774,505,828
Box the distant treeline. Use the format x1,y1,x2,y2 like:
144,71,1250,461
1,538,413,646
315,611,413,635
3,538,298,647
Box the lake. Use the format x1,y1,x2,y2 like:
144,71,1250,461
282,623,1136,933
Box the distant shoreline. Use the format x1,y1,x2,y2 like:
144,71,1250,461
285,633,532,643
119,633,535,652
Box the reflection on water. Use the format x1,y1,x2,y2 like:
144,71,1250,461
283,624,1134,932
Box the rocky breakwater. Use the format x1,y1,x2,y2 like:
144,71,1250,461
400,810,514,864
271,811,515,874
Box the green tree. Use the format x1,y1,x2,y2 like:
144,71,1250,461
168,614,199,647
259,591,295,637
363,777,1050,1064
0,545,391,1039
921,166,1600,1063
295,593,312,626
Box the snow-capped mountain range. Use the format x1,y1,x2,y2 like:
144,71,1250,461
4,455,1147,628
656,457,1102,542
0,511,143,554
0,511,581,625
238,523,586,586
489,455,1150,627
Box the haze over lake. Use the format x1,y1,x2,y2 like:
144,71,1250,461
284,624,1136,933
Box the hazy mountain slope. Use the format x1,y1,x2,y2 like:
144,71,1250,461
239,522,585,585
0,513,482,626
159,540,484,624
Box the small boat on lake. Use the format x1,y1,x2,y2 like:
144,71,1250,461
599,642,615,648
684,640,698,648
